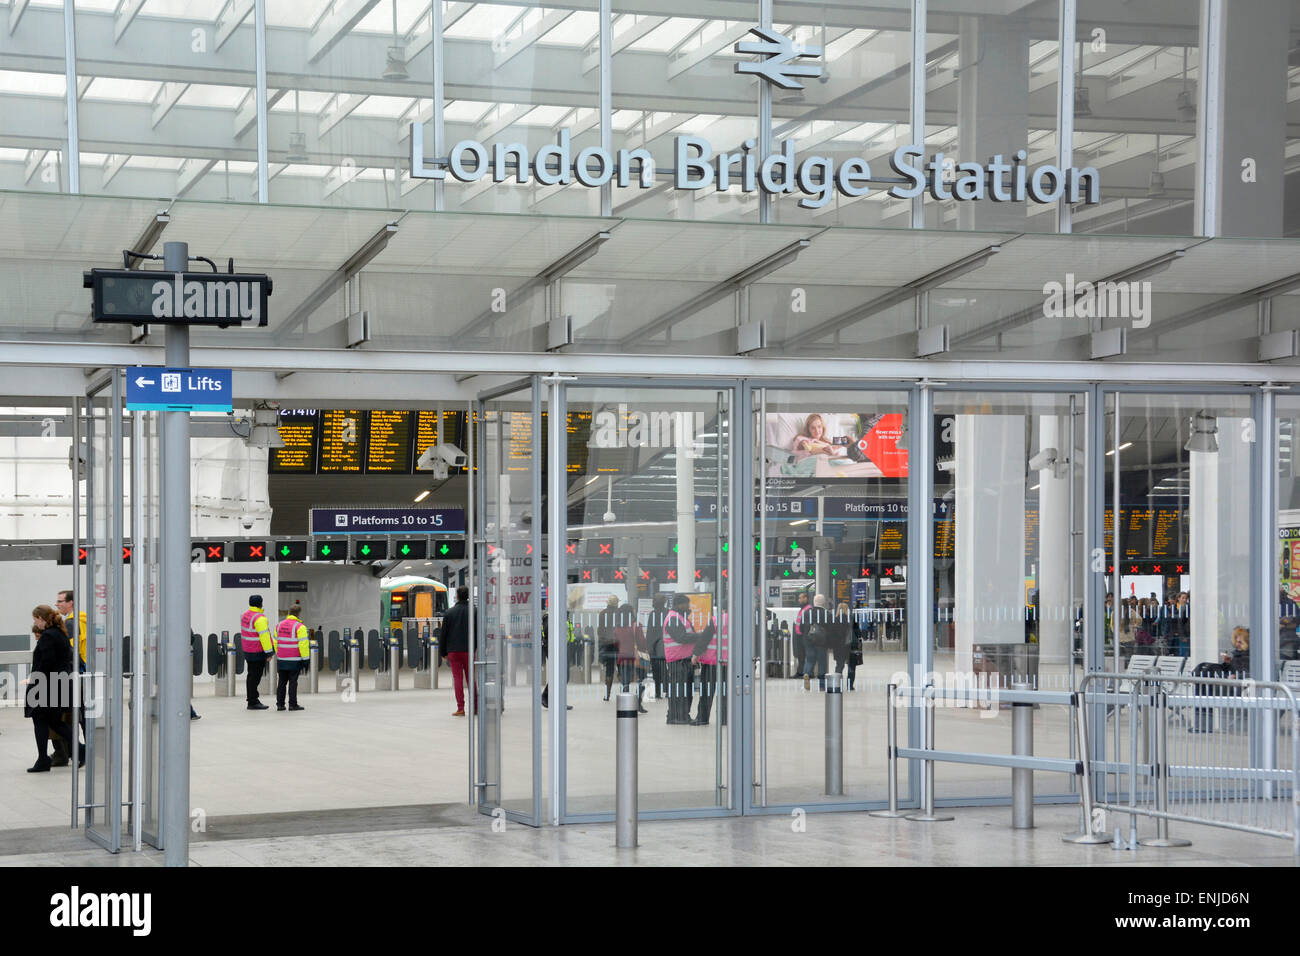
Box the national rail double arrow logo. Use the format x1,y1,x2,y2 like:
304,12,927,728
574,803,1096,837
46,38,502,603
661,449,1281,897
733,27,823,90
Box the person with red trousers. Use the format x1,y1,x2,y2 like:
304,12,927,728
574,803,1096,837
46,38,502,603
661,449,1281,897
442,585,472,717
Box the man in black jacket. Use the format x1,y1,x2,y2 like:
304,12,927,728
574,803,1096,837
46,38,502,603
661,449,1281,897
442,586,472,716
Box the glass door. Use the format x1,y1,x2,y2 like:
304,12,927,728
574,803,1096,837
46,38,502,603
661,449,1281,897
559,383,735,818
474,382,544,825
750,387,913,809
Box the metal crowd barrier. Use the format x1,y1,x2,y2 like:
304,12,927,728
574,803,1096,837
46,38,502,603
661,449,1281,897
1068,671,1300,855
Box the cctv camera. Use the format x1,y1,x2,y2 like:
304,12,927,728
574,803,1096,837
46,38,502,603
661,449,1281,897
418,442,468,472
240,514,256,531
430,460,449,481
1028,447,1058,472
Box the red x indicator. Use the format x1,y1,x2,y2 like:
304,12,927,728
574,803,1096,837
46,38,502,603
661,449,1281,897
1129,565,1138,573
565,543,576,554
1107,565,1114,574
640,570,650,580
598,543,611,555
860,568,869,576
207,545,223,560
249,544,264,558
614,570,624,580
721,569,728,578
1153,565,1161,573
694,569,701,579
666,570,677,581
582,570,591,580
1176,564,1185,573
122,547,132,561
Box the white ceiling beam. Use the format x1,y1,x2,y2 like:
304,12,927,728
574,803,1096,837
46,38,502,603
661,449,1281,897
176,157,217,196
404,1,473,62
22,149,47,184
1107,48,1197,101
235,86,285,138
319,92,368,137
494,9,574,70
308,0,381,63
76,76,92,101
151,80,190,128
113,0,147,42
667,22,750,80
101,153,130,188
8,0,30,35
478,103,535,141
321,161,362,198
583,14,666,73
215,0,255,51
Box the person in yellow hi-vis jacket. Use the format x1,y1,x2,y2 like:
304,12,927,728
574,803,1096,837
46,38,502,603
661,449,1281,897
274,603,310,712
240,595,274,710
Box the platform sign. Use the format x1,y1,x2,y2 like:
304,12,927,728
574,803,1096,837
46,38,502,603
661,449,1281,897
310,507,465,535
126,367,232,412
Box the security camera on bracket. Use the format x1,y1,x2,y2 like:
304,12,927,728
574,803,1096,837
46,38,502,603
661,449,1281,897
417,442,468,481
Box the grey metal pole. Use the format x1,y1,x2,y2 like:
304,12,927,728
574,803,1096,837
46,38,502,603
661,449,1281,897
824,672,843,796
1012,681,1034,829
431,634,440,689
308,639,320,695
906,690,953,822
160,241,191,867
869,683,909,817
583,638,593,685
1140,688,1191,847
349,641,361,694
389,638,400,692
70,396,81,828
615,691,638,848
225,637,236,697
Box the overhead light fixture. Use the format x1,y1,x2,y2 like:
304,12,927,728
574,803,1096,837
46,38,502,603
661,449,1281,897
1185,411,1219,453
414,490,430,502
1074,85,1091,117
383,0,408,79
243,404,285,448
286,130,308,163
1104,441,1133,457
790,519,810,526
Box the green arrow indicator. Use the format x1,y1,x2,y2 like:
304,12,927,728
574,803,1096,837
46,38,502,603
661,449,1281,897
754,542,762,552
439,544,450,555
280,545,290,557
831,569,838,576
721,542,729,553
790,541,799,551
400,544,411,556
672,543,679,553
320,544,331,557
360,544,371,556
807,570,814,577
783,569,790,577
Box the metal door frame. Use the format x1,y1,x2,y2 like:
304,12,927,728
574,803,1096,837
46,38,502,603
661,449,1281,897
553,376,742,824
82,371,125,852
473,377,545,827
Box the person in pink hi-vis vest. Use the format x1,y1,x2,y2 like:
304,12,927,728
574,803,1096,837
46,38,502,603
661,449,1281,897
662,592,713,725
692,610,728,726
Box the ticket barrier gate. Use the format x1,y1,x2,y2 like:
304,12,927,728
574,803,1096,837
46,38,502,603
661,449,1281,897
408,617,442,689
214,631,245,697
328,627,364,694
375,629,401,691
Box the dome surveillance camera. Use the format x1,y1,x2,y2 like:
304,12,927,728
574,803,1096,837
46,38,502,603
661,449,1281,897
240,514,256,531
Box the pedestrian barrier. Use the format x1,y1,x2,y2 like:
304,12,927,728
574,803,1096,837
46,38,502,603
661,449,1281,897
616,690,638,849
1068,671,1300,855
824,673,843,796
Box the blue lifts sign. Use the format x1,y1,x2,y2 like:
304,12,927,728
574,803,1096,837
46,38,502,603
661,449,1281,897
126,368,232,413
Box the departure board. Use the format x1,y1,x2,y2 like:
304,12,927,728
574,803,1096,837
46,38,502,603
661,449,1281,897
318,409,365,473
506,410,534,472
1125,508,1152,558
878,523,906,559
1024,507,1039,559
1152,507,1181,558
366,410,413,474
270,410,319,473
934,518,955,559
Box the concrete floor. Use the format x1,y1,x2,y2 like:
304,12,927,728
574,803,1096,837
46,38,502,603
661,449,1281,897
0,803,1292,867
0,654,1290,865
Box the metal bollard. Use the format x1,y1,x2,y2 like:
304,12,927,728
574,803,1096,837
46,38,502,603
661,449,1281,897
1012,681,1034,830
307,641,319,695
616,691,638,848
825,673,844,796
906,688,953,822
389,639,400,692
349,642,361,694
869,682,909,818
1139,689,1192,848
224,642,236,698
583,640,593,685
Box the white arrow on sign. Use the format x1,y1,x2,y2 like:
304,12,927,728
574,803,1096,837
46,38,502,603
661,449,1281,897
135,376,155,387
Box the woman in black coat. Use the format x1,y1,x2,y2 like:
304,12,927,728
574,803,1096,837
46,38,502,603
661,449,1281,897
25,604,76,773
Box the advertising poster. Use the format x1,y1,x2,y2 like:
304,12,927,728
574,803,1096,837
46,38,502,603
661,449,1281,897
764,411,907,479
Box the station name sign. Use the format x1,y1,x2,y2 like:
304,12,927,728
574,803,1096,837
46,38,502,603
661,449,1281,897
85,269,272,327
409,123,1100,210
